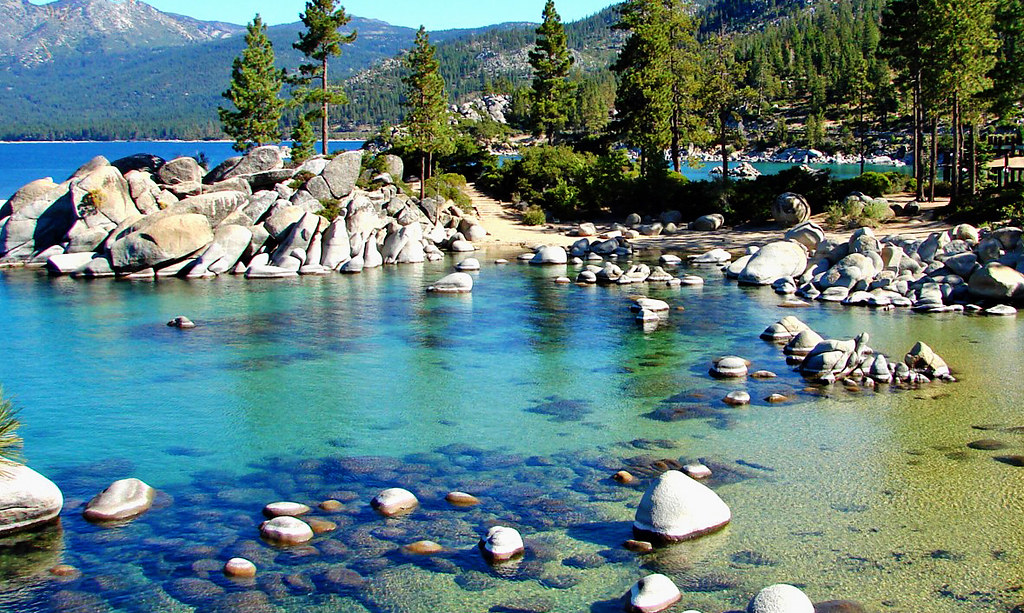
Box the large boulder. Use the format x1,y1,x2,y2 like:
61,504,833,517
0,182,75,259
968,262,1024,300
772,192,812,226
383,154,404,181
271,213,319,267
760,316,810,341
204,146,284,183
691,214,724,232
320,219,351,270
738,241,808,285
110,214,214,272
904,341,950,378
799,333,871,382
157,156,204,186
323,151,363,199
71,165,137,225
82,478,155,522
785,221,825,252
530,245,568,265
747,584,814,613
0,464,63,535
427,272,473,293
819,253,877,289
189,225,253,276
632,470,731,542
110,153,164,176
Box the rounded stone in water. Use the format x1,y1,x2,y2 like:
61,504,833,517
633,470,731,542
371,487,418,516
259,516,313,545
480,525,524,562
627,573,681,613
747,583,814,613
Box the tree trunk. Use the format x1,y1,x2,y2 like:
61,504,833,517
720,116,729,183
321,58,329,157
914,76,924,201
419,154,426,201
929,117,938,203
951,95,960,203
859,87,865,176
670,107,681,173
969,122,977,195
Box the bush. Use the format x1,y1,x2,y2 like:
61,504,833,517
288,170,315,189
81,188,106,215
424,173,473,213
522,205,546,226
319,198,343,221
844,171,891,197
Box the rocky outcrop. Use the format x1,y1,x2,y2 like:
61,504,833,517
109,214,214,272
632,470,731,542
0,464,63,535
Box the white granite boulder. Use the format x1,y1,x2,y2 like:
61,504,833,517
772,192,812,226
633,470,731,542
530,245,568,265
259,516,314,545
0,464,63,535
747,584,814,613
710,356,748,378
371,488,418,516
82,478,155,522
427,272,473,293
738,241,808,286
479,525,524,561
627,574,681,613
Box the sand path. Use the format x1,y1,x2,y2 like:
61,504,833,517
465,183,954,255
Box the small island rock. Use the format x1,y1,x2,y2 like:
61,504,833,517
747,584,814,613
480,525,525,561
371,488,418,516
259,516,314,545
633,470,731,542
627,573,681,613
223,557,257,578
83,478,155,522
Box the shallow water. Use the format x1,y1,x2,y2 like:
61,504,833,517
0,254,1022,612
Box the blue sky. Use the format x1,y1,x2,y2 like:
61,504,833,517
60,0,617,29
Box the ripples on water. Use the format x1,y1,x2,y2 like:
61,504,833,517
0,254,1022,612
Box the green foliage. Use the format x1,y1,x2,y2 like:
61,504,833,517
424,173,472,212
319,198,344,220
219,15,285,152
290,112,316,164
288,170,316,188
293,0,357,155
0,389,23,469
844,171,891,197
529,1,575,141
522,205,547,225
401,27,454,197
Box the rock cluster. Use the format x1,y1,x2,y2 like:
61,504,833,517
616,211,726,236
761,315,953,385
719,209,1024,314
1,147,486,279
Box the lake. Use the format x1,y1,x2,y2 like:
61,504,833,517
0,253,1022,613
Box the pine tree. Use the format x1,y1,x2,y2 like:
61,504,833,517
293,0,357,156
529,0,574,143
699,34,755,182
612,0,672,177
665,0,702,173
290,112,316,164
987,0,1024,116
218,15,284,152
401,27,453,200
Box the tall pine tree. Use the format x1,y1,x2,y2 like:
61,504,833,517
665,0,702,173
218,15,284,152
612,0,672,177
401,27,453,200
293,0,357,156
528,0,574,143
699,34,755,181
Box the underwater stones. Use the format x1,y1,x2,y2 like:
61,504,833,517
318,500,344,512
427,272,473,293
994,455,1024,467
627,573,682,613
83,478,155,522
723,391,751,406
967,439,1009,451
680,274,704,286
751,370,777,379
632,470,731,543
710,356,748,378
0,464,63,535
166,315,195,329
904,341,951,379
371,488,418,516
624,539,655,553
259,516,314,545
659,254,682,266
614,471,639,485
813,600,868,613
306,518,337,534
445,491,481,507
223,557,257,578
403,540,444,555
262,502,311,518
480,526,525,562
765,394,788,403
682,463,712,480
747,583,814,613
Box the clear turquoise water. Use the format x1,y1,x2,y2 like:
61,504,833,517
0,255,1023,612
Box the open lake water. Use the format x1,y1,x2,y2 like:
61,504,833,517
0,142,1018,612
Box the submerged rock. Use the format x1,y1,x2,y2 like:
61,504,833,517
632,470,731,543
166,316,195,329
710,356,748,378
479,526,524,562
83,478,155,522
262,502,311,518
427,272,473,293
627,573,681,613
259,516,313,545
223,557,257,578
371,488,418,516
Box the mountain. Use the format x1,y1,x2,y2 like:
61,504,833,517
0,0,538,139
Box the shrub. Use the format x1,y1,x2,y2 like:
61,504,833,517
288,170,315,189
522,205,546,226
424,173,473,213
319,198,343,221
844,171,892,197
80,188,106,215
